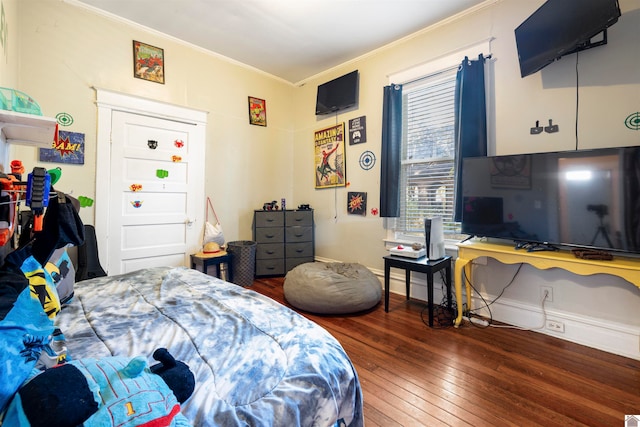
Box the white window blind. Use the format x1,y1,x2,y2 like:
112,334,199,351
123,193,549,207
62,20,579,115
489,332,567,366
398,67,461,236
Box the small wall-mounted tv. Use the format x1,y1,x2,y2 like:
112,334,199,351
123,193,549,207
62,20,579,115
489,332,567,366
315,70,359,115
515,0,621,78
461,146,640,255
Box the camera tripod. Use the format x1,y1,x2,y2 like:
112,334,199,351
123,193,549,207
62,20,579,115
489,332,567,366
590,210,613,248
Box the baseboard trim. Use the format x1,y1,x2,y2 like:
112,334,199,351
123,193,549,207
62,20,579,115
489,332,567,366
377,265,640,361
469,295,640,361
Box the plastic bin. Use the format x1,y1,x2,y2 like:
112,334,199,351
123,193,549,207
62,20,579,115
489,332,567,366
227,240,257,287
0,87,42,115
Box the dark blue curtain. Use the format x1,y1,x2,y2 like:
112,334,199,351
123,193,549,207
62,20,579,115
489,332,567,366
453,54,487,222
380,84,403,217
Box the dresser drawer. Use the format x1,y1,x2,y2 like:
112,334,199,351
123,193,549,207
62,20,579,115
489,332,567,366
255,211,284,227
253,209,314,277
256,243,284,259
286,242,313,258
285,210,313,227
286,257,314,272
256,259,285,276
285,226,313,243
254,227,284,243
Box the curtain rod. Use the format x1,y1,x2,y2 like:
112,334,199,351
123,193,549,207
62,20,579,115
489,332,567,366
399,64,459,86
387,36,496,84
399,54,492,87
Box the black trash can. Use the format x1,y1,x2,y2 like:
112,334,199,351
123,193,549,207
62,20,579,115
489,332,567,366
227,240,257,287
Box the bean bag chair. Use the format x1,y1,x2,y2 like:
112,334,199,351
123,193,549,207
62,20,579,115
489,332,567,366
284,262,381,314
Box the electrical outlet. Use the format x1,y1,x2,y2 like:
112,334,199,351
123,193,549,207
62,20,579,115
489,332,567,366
546,320,565,333
541,286,553,302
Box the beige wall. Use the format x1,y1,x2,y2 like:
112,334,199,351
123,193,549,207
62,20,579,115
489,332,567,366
11,0,296,241
288,0,640,353
0,0,17,164
294,0,640,270
7,0,640,355
0,0,17,86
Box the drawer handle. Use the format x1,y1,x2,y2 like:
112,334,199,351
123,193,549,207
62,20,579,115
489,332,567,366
295,233,304,237
266,250,275,254
265,234,275,238
295,249,304,253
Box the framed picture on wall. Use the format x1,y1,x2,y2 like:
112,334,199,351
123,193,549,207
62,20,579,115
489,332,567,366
39,130,85,164
248,96,267,126
314,123,346,189
347,192,367,215
133,40,165,84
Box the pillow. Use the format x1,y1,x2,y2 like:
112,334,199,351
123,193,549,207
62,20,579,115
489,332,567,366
22,255,68,370
45,247,75,305
20,256,60,319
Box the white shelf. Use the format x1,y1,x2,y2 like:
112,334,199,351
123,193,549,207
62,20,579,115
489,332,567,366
0,110,57,147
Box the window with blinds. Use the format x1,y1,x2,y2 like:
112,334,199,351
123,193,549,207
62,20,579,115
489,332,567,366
397,67,462,237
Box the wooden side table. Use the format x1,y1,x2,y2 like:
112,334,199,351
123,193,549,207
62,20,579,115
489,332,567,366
383,255,452,327
191,252,233,282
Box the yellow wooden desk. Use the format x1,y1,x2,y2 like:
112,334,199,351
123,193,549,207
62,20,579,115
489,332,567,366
454,240,640,327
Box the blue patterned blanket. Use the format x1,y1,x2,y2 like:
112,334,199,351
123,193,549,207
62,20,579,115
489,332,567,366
55,267,364,427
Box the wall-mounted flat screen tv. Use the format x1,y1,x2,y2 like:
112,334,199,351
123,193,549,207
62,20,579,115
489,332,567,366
461,146,640,254
515,0,621,78
315,70,359,115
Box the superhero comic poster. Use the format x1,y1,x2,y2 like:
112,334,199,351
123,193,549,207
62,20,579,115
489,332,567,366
39,130,85,165
314,123,346,189
347,192,367,216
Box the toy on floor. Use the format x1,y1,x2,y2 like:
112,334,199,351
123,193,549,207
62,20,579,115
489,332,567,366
3,348,195,427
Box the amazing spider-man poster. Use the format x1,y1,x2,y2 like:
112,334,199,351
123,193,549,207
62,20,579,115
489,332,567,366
314,123,346,189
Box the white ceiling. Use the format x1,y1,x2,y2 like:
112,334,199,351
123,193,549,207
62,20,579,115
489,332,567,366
73,0,487,84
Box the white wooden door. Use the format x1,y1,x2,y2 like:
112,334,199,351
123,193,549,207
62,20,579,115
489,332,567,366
95,89,206,275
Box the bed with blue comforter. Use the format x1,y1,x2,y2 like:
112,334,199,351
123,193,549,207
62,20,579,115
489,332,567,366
55,266,364,427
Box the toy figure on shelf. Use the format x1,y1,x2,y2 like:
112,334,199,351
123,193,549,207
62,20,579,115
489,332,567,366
262,200,279,210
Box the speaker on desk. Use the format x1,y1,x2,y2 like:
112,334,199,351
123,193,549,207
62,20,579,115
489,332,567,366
425,216,445,260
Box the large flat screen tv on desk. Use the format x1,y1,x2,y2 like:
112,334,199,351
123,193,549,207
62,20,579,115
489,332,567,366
461,146,640,254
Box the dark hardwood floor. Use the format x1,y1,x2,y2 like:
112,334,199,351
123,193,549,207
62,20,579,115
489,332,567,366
251,276,640,427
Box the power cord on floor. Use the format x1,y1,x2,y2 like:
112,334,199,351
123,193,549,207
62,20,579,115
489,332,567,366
420,302,456,329
419,270,457,329
461,262,550,330
461,266,495,328
488,289,548,331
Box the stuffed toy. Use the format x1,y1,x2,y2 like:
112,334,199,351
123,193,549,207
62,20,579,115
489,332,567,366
3,348,196,427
